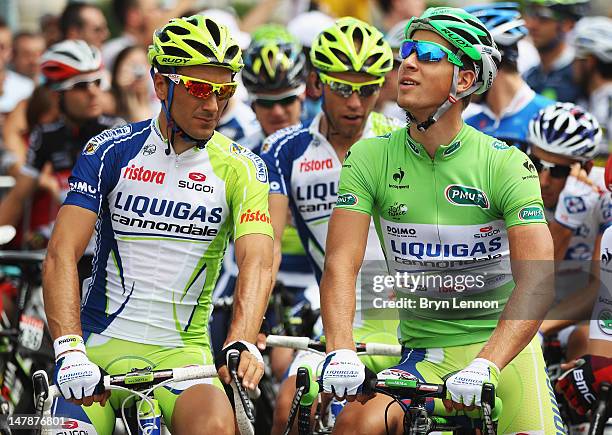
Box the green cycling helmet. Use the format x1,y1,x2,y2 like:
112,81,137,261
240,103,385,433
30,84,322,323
251,24,296,44
403,8,501,131
148,14,243,73
310,17,393,77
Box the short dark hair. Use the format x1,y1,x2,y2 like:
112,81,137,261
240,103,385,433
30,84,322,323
112,0,138,28
59,2,91,38
0,16,9,30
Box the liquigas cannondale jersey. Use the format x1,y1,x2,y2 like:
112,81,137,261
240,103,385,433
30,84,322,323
65,118,273,347
336,123,547,348
260,111,403,281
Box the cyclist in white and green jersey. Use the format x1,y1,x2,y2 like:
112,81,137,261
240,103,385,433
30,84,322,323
318,8,563,434
43,16,273,435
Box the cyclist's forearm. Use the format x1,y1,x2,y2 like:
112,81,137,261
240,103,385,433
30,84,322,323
227,237,273,343
543,280,599,332
479,319,541,369
42,243,83,339
320,260,357,352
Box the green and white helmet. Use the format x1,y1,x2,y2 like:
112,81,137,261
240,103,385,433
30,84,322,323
310,17,393,77
403,7,501,130
148,14,243,72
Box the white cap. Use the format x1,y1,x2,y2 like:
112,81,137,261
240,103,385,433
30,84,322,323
199,8,251,49
287,11,335,48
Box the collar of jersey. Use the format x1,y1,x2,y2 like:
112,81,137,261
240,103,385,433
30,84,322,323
150,117,208,158
308,111,374,146
404,123,470,161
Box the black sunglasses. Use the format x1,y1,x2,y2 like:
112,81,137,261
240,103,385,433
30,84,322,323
528,154,573,179
254,95,299,108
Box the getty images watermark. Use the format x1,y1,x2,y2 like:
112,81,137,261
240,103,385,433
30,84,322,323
368,271,500,311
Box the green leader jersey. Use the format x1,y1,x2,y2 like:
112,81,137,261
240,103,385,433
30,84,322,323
335,123,547,348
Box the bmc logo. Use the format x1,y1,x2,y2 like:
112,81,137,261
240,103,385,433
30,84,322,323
123,165,166,184
189,172,206,182
240,209,271,224
299,158,333,172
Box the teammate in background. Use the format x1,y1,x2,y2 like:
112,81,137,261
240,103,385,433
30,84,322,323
261,17,403,435
572,16,612,155
465,3,554,151
0,40,121,279
43,16,272,434
321,8,560,433
531,103,608,360
242,25,307,152
210,26,317,379
555,155,612,417
523,0,588,103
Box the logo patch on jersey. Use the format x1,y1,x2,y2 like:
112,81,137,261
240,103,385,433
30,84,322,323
491,140,509,150
473,226,500,238
387,202,408,219
563,196,587,214
389,168,409,190
83,125,132,155
261,141,271,154
142,143,156,156
442,141,461,157
336,193,358,206
598,309,612,335
299,158,333,172
523,159,536,173
230,143,268,182
239,209,271,224
445,185,490,209
69,181,97,198
123,165,166,184
518,206,544,221
386,224,417,238
189,172,206,182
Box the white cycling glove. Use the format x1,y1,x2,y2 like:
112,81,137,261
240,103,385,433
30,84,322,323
321,349,365,397
555,175,601,230
53,335,104,401
445,358,500,407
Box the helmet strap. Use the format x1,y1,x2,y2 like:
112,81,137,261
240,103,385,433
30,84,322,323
406,62,480,132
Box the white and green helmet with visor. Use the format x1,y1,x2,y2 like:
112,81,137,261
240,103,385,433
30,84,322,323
402,7,501,131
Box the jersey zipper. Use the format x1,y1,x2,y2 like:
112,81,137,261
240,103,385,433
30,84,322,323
431,156,443,245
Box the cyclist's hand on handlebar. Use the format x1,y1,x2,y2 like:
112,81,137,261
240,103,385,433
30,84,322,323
444,358,500,411
215,341,264,391
556,354,612,415
321,349,375,403
54,351,108,407
256,333,266,351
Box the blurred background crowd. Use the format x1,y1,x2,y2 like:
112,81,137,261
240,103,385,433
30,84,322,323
0,0,610,250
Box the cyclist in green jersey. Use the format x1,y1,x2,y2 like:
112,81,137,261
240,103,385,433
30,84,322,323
43,16,273,435
318,8,563,434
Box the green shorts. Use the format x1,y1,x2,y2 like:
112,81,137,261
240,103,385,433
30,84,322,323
53,333,222,435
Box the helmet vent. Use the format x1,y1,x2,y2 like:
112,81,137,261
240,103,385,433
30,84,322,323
205,19,222,46
352,27,364,48
187,39,216,59
225,44,240,61
166,25,190,36
330,48,351,67
55,50,80,62
363,52,380,67
314,51,333,66
323,31,337,43
164,46,191,59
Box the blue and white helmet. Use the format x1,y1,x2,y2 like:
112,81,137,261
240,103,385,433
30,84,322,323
464,3,527,47
528,102,602,161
